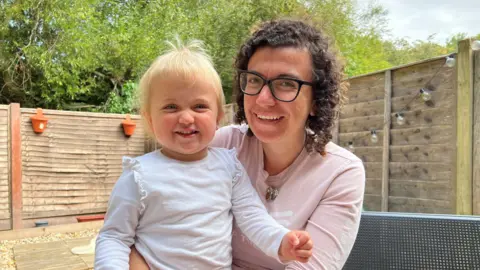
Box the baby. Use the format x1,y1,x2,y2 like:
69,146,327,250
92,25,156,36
94,38,313,269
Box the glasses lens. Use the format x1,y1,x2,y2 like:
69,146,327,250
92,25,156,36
271,79,300,101
240,72,264,95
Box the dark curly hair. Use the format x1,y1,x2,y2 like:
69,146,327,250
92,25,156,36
233,19,346,155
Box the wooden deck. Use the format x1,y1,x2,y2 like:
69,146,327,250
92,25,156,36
13,237,94,270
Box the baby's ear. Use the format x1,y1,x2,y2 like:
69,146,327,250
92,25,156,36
216,109,225,126
142,111,153,130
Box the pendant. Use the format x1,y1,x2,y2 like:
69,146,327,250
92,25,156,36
266,186,279,201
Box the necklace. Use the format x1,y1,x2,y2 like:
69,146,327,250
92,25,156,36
266,186,279,201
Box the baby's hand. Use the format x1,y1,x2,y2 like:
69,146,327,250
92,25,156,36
278,230,313,263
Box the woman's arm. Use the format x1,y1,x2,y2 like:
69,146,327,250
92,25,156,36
285,161,365,270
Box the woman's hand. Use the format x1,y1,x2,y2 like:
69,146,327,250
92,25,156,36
278,231,313,263
129,246,150,270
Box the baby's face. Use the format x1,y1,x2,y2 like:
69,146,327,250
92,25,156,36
146,75,220,162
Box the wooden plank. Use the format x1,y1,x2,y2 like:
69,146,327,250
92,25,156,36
389,107,454,129
474,50,480,215
21,107,142,119
23,182,115,191
347,54,451,80
389,180,453,200
23,139,145,149
23,202,107,212
346,84,385,104
22,134,145,145
23,197,109,206
390,145,453,163
10,103,23,229
0,219,11,231
22,145,144,155
20,125,144,140
24,189,113,198
338,131,385,148
340,126,453,147
23,161,124,169
391,58,452,98
364,162,382,179
389,196,452,214
389,162,452,181
340,99,384,119
23,166,124,174
22,175,120,184
0,210,11,219
456,39,474,215
363,194,381,211
22,149,142,158
0,106,10,231
22,171,123,178
382,70,392,212
0,220,103,240
365,178,382,195
390,125,453,145
391,84,454,113
23,208,107,219
339,114,384,133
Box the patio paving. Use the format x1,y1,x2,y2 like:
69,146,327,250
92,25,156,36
13,237,94,270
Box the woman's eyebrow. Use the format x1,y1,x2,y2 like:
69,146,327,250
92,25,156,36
247,70,301,79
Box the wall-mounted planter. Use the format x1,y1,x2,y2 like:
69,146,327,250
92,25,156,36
76,214,105,223
30,108,49,134
122,114,136,137
35,220,49,227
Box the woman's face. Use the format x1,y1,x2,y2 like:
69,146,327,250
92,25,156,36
243,46,313,145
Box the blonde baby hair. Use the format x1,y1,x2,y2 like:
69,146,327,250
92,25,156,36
138,36,225,135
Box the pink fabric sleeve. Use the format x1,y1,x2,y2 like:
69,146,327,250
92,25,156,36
210,125,237,149
285,160,365,270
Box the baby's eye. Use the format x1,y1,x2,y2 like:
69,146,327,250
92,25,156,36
163,104,177,110
194,104,209,110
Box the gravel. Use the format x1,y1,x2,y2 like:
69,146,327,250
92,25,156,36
0,228,99,270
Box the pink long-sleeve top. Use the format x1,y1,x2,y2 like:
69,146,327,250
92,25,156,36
211,124,366,270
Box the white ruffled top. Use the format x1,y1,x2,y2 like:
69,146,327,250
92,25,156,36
94,147,289,270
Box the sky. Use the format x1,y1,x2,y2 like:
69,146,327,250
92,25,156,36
356,0,480,44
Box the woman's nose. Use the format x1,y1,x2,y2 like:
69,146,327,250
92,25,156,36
255,84,276,106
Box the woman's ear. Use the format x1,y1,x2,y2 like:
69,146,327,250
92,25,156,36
310,102,315,116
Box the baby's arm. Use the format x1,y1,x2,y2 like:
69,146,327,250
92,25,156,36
230,158,297,262
94,164,142,269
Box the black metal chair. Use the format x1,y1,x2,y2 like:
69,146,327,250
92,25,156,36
343,211,480,270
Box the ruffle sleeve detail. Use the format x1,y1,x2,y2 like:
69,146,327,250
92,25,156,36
227,148,243,184
122,156,147,215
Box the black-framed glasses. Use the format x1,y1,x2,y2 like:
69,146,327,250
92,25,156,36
238,70,314,102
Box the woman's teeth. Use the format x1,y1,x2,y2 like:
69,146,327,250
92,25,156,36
257,115,281,120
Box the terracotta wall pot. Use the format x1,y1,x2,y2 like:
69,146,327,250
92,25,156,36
30,108,49,134
122,114,136,137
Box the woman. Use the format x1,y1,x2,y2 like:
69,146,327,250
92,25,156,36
130,18,365,270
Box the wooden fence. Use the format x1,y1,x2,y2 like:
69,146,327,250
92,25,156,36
336,38,480,215
0,39,479,231
0,104,235,230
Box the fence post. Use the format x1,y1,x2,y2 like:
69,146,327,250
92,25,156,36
381,70,392,212
473,48,480,215
10,103,23,229
456,39,474,215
